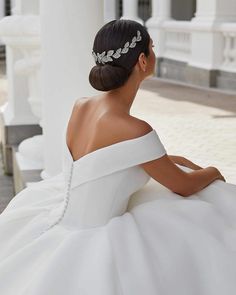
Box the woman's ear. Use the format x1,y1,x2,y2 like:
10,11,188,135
138,52,147,72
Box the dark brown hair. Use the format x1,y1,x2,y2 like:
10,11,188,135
89,19,151,91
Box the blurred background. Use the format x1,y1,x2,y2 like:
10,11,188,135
0,0,235,213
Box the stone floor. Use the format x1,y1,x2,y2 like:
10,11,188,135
133,78,236,184
0,63,236,213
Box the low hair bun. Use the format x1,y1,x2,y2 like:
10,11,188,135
89,64,131,91
89,19,150,91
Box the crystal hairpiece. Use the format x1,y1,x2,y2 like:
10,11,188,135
92,30,142,65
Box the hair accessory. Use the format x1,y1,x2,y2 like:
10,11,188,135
92,30,142,65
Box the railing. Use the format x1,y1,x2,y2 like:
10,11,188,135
148,19,236,72
220,23,236,71
163,21,191,62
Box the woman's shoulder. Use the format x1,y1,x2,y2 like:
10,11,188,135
74,97,90,107
98,112,154,143
71,96,154,144
124,115,153,138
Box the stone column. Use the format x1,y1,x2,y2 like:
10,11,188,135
121,0,143,24
0,0,4,19
12,0,39,15
0,0,5,44
0,1,42,176
104,0,117,23
188,0,236,87
152,0,171,20
10,0,16,13
146,0,172,57
194,0,236,23
40,0,104,178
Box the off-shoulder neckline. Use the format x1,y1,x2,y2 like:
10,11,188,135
65,129,156,165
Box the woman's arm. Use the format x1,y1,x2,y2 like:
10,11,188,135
168,154,226,183
168,155,203,170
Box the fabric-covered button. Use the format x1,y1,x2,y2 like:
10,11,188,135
35,163,74,239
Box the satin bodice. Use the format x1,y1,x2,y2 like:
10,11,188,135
41,128,167,233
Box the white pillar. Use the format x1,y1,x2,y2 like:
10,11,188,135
0,16,40,126
40,0,104,178
0,1,44,177
190,0,236,70
194,0,236,23
12,0,39,15
11,0,17,14
0,0,4,19
146,0,172,57
152,0,171,20
104,0,117,23
0,0,40,126
121,0,143,24
0,0,4,45
14,40,43,171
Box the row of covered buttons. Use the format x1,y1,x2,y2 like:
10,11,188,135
35,163,74,238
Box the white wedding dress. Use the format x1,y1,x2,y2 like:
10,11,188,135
0,128,236,295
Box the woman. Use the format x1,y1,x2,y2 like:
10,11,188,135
0,19,236,295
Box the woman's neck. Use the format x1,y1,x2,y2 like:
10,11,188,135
106,74,142,114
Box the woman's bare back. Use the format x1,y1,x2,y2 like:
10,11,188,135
66,96,219,199
66,96,153,162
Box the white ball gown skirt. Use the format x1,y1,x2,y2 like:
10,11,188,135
0,128,236,295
